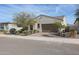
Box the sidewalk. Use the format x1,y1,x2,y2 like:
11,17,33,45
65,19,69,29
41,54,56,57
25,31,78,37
0,34,79,45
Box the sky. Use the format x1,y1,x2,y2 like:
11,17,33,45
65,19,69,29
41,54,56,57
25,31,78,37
0,4,78,24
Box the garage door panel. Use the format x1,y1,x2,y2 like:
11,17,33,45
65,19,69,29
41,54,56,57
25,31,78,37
42,24,58,32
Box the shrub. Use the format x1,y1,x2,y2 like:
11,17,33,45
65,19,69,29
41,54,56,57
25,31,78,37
33,30,39,33
18,29,24,33
29,30,39,34
69,29,77,38
9,28,16,34
18,27,28,33
16,30,21,35
0,30,8,34
22,30,28,35
28,30,32,34
16,29,39,35
22,30,32,35
3,30,8,34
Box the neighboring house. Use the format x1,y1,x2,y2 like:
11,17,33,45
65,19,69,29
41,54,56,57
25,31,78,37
33,15,67,32
0,22,22,32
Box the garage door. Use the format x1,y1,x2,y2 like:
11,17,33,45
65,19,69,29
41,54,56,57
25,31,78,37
42,24,58,32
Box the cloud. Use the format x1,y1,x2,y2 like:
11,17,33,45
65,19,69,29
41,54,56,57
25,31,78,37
0,4,77,24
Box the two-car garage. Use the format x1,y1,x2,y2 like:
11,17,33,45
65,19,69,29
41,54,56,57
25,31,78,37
42,24,58,32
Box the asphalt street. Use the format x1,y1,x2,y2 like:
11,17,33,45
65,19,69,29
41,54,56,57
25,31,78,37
0,37,79,55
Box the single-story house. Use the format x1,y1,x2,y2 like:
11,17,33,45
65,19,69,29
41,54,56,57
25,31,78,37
0,15,67,32
33,15,67,32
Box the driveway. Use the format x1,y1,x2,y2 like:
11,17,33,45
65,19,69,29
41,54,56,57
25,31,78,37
30,32,79,39
30,32,61,38
76,34,79,38
0,36,79,55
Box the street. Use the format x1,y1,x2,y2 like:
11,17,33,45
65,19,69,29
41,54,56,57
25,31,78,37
0,37,79,55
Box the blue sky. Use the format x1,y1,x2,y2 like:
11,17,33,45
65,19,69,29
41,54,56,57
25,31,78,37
0,4,78,24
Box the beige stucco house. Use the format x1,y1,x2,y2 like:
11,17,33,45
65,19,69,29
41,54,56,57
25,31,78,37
33,15,67,32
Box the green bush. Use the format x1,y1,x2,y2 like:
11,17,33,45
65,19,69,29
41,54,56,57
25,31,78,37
33,30,39,33
16,29,39,35
22,30,32,35
22,30,28,35
19,29,24,33
28,30,32,34
16,30,21,35
19,27,28,33
29,30,39,34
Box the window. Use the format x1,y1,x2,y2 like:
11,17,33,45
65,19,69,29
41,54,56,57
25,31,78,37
0,26,4,30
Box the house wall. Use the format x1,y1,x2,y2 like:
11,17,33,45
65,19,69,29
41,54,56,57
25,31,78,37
37,16,62,24
4,24,8,30
33,23,38,30
0,24,4,30
33,23,42,32
0,24,8,31
8,24,22,31
36,16,67,32
62,17,67,26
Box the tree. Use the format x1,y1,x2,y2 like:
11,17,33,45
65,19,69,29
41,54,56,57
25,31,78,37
27,19,37,30
75,18,79,24
75,9,79,18
52,22,65,32
13,12,37,30
75,9,79,24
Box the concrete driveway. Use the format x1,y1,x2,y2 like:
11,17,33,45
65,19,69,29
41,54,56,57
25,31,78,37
30,32,61,37
0,35,79,55
30,32,79,39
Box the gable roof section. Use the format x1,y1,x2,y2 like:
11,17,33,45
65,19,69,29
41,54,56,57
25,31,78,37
0,22,16,24
35,15,65,24
35,15,64,21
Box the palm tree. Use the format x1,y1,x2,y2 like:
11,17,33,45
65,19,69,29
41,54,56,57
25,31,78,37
75,9,79,18
13,12,37,31
75,18,79,24
75,9,79,26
